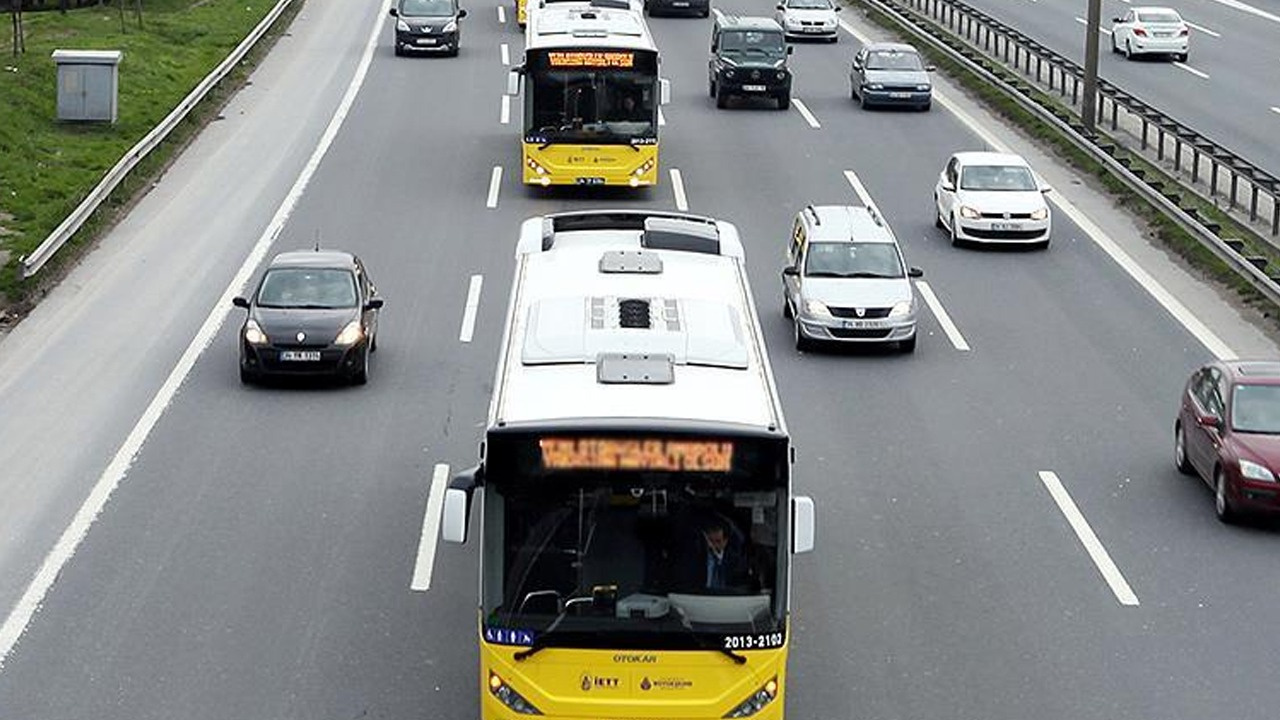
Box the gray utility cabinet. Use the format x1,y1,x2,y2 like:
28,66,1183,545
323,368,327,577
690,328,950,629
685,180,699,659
52,49,123,123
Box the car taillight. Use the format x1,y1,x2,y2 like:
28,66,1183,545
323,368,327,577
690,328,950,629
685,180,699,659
1132,26,1147,36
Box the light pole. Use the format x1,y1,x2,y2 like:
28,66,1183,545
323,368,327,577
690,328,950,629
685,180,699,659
1081,0,1102,132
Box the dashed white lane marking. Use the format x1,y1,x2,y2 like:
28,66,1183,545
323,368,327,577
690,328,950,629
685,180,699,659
792,98,821,129
842,169,877,210
670,168,689,211
498,4,506,23
1185,20,1220,37
459,275,483,343
1074,16,1112,35
1174,62,1210,79
500,43,510,66
410,464,451,592
914,281,971,352
0,0,398,673
1271,106,1280,116
500,94,510,125
1038,471,1141,607
486,166,502,209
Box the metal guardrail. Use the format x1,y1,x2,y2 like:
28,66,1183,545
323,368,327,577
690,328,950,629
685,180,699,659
854,0,1280,309
894,0,1280,240
19,0,299,278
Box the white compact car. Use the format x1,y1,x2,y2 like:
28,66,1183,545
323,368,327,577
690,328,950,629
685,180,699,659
933,152,1052,249
774,0,840,42
1111,6,1189,61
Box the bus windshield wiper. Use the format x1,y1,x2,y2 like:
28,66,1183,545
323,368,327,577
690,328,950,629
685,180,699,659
512,610,571,662
673,617,746,665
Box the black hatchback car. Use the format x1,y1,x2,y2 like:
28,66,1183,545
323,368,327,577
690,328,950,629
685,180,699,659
233,249,383,386
390,0,468,57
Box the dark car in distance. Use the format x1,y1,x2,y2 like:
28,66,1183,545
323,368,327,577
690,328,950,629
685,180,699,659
233,249,383,386
390,0,468,57
850,41,933,111
1175,360,1280,523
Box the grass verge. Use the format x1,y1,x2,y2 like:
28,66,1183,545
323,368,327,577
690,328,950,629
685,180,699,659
0,0,304,327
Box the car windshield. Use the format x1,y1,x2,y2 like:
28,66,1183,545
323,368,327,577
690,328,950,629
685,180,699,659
805,242,903,278
866,50,923,71
1136,10,1181,24
399,0,454,16
786,0,832,9
720,30,786,57
256,268,358,309
1231,384,1280,434
959,164,1038,192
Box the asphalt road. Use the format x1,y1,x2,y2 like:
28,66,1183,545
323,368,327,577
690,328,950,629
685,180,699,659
956,0,1280,178
1,0,1280,718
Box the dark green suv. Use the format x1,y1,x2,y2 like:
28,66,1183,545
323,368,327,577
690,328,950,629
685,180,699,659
708,16,793,110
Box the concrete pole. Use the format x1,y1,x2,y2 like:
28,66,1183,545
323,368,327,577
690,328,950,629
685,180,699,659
1081,0,1102,132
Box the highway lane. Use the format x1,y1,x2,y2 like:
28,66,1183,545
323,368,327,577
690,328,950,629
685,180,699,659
955,0,1280,177
2,1,1280,719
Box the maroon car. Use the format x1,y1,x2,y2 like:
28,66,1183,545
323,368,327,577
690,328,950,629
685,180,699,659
1175,360,1280,523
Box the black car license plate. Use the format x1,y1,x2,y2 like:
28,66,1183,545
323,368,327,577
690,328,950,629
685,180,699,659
280,350,322,362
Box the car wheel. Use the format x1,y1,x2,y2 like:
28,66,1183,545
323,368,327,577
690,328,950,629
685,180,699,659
919,100,931,112
793,319,812,352
828,35,838,44
899,335,917,354
715,86,729,109
1214,467,1238,524
709,77,716,98
1174,422,1195,475
949,213,962,247
239,366,255,385
370,332,379,353
394,44,405,57
1035,238,1051,250
777,91,790,110
782,294,793,319
1124,40,1134,60
448,45,460,58
850,82,857,101
351,347,370,386
1110,34,1119,54
1176,52,1188,62
859,92,869,110
700,7,709,17
934,195,945,229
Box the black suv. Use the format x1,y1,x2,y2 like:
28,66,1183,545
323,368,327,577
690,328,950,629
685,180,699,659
708,16,793,110
390,0,468,57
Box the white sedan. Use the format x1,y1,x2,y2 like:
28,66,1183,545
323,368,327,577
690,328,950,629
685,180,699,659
774,0,840,42
933,152,1052,249
1111,6,1189,62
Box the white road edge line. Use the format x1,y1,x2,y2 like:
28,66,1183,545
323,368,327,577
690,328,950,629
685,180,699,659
1074,17,1112,35
500,94,510,125
914,281,971,352
1037,471,1140,607
0,0,396,673
410,464,452,592
500,43,510,66
497,4,506,23
1174,62,1210,79
1185,20,1220,37
792,98,821,128
459,274,483,343
670,168,689,211
486,166,502,209
829,4,1238,359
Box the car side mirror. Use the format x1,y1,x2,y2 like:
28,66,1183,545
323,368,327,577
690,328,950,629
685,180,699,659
787,46,794,55
1112,17,1122,23
834,4,840,10
365,297,385,310
232,296,250,309
852,59,861,69
908,267,923,278
388,7,398,15
457,7,467,17
792,496,815,554
1198,414,1223,430
775,3,784,9
782,265,799,277
442,465,483,544
659,77,671,105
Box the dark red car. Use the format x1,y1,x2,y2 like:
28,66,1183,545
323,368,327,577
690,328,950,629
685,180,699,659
1175,360,1280,523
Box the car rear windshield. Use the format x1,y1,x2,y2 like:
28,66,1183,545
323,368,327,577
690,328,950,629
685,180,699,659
866,50,923,71
257,268,359,309
805,242,903,278
959,165,1037,192
400,0,455,16
1136,10,1181,23
1232,384,1280,434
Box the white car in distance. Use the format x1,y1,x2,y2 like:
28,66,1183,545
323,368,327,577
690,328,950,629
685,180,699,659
933,152,1053,249
1111,6,1189,62
774,0,840,43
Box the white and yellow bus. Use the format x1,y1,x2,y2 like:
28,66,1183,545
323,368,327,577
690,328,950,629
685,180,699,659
507,0,670,187
441,210,816,720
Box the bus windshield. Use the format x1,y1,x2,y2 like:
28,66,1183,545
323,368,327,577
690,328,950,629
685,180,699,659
525,50,658,144
483,470,786,650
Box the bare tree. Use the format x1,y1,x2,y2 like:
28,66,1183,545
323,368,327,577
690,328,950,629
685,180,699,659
11,0,25,56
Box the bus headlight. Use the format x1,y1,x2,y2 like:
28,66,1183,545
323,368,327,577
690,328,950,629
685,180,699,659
334,320,364,347
244,319,269,345
489,671,543,715
724,677,778,718
632,158,655,176
526,157,549,176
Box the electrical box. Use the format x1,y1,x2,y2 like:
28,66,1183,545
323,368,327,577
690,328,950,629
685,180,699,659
52,49,122,123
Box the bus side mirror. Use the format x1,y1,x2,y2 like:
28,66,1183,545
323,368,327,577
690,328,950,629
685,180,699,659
442,466,482,544
506,69,522,96
792,495,815,554
659,78,671,106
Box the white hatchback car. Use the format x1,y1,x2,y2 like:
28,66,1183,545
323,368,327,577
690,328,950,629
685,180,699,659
774,0,840,43
933,152,1052,249
1111,6,1189,62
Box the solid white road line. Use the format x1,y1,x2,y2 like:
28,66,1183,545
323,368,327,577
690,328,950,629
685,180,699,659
1174,62,1210,79
670,168,689,211
1272,106,1280,116
486,166,502,209
1074,17,1112,35
658,107,666,126
1037,471,1140,607
792,98,821,129
1185,20,1221,37
459,275,483,343
498,4,506,23
914,281,971,352
410,464,451,592
500,94,510,125
1202,0,1280,24
842,169,877,210
500,43,510,66
0,0,396,673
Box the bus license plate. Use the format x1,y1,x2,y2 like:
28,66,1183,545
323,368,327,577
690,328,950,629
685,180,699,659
280,350,321,362
991,222,1023,231
575,177,605,185
743,84,766,92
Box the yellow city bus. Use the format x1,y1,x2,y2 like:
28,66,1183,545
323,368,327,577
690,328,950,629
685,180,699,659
441,210,817,719
508,0,669,187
